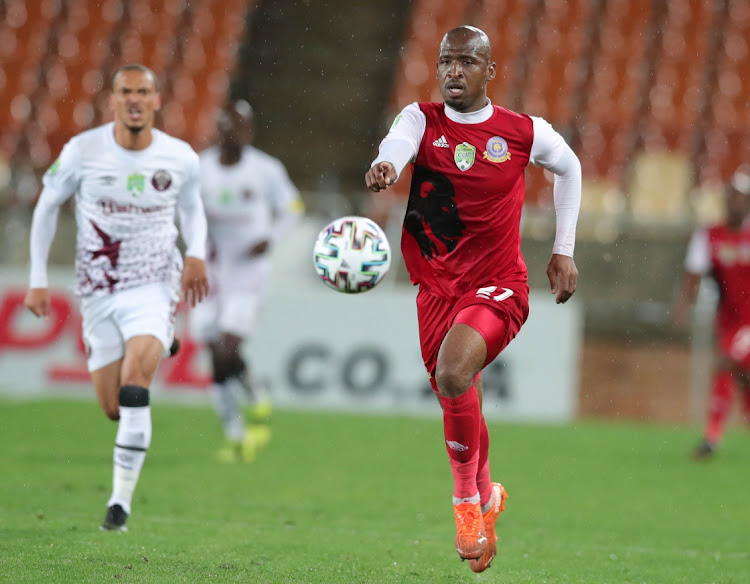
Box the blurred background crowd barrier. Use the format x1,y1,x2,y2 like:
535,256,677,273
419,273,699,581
1,0,747,424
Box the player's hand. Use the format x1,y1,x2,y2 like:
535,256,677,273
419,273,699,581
247,240,270,258
546,254,578,304
25,288,51,318
182,256,209,307
365,162,398,192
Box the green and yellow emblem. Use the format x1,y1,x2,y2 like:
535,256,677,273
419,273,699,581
220,188,233,205
127,173,145,197
454,142,476,172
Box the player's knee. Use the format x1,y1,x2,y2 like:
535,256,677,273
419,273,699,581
434,366,473,399
120,362,156,388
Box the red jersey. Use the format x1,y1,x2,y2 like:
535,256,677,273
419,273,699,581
707,224,750,335
401,102,534,300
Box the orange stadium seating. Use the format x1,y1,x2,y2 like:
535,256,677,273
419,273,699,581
701,0,750,184
0,0,59,155
479,0,531,107
383,0,750,219
640,0,715,153
2,0,749,220
0,0,255,167
577,0,652,183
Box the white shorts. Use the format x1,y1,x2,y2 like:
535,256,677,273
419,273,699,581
189,258,270,343
189,290,267,343
81,282,179,372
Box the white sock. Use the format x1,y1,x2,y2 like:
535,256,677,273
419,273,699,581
481,489,495,514
452,493,481,506
108,404,151,515
211,382,245,442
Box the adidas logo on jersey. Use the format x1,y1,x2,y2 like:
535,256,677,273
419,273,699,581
433,135,449,148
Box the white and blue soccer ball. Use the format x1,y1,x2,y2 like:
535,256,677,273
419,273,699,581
313,215,392,293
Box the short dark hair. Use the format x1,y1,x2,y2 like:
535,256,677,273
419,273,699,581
112,64,159,92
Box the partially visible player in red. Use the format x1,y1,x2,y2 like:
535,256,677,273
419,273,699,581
673,166,750,460
365,26,581,571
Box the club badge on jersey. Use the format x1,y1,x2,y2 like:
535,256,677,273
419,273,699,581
454,142,476,171
151,170,173,191
483,136,511,163
127,173,145,197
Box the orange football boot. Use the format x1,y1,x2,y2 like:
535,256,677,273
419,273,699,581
469,483,508,572
454,501,488,560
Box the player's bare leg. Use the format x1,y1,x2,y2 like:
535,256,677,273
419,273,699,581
98,335,163,531
209,333,271,463
435,323,488,560
91,359,123,420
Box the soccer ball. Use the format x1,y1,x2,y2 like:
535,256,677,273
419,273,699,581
313,216,392,293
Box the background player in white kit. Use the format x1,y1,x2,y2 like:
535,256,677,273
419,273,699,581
190,100,303,462
24,64,209,531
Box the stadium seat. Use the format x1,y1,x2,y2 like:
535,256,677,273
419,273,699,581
522,0,593,124
697,0,750,184
642,0,714,153
578,0,651,186
479,0,531,106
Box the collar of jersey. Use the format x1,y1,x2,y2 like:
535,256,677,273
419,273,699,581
107,121,160,157
443,99,493,124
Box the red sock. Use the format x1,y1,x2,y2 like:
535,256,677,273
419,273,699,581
441,385,481,500
741,387,750,423
477,415,492,507
705,370,735,444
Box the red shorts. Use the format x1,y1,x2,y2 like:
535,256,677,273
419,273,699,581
416,281,529,378
718,323,750,368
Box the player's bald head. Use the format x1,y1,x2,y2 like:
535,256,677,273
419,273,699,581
440,26,492,61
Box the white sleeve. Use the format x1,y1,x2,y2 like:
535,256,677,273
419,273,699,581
29,142,81,288
177,156,208,260
269,159,304,242
684,229,710,274
371,103,425,180
530,116,581,257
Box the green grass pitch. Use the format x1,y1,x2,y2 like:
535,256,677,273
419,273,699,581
0,397,748,583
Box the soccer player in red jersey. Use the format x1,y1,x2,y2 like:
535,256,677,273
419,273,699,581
365,27,581,571
673,167,750,460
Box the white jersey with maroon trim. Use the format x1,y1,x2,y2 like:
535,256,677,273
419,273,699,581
38,123,203,297
198,144,301,267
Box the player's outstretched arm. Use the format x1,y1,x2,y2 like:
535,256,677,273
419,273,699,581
672,271,701,326
25,288,51,318
182,256,208,307
366,162,398,192
546,254,578,304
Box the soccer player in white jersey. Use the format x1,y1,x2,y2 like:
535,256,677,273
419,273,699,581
190,100,303,462
24,64,209,531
